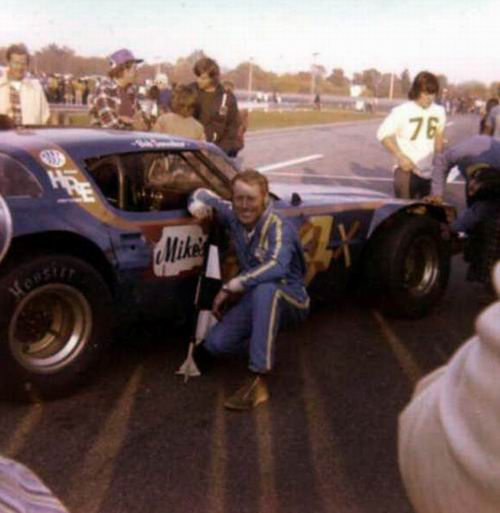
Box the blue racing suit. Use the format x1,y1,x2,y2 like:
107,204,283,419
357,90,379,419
431,135,500,233
189,188,310,373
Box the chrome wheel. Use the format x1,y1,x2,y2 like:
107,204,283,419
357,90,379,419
402,235,439,296
8,284,92,373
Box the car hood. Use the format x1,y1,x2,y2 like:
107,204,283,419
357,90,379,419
270,182,395,206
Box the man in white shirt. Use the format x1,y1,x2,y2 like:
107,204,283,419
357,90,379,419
0,44,50,126
377,71,446,199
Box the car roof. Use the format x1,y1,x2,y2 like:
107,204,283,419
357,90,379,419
0,127,208,161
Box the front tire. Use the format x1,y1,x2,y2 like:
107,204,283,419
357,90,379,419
0,254,113,400
365,215,450,318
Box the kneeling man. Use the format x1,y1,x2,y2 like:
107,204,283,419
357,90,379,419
188,170,310,410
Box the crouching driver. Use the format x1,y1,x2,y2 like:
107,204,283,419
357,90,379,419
188,169,310,411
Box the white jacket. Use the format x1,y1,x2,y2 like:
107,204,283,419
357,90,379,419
399,262,500,513
0,72,50,125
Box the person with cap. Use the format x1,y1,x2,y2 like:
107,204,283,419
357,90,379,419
89,48,148,130
0,43,50,126
187,169,310,410
191,57,240,157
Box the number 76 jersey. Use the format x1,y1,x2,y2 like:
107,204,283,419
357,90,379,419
377,100,446,179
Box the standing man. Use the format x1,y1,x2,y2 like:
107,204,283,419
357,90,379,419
0,44,50,126
192,57,240,157
89,48,147,130
188,170,310,410
377,71,446,199
483,88,500,136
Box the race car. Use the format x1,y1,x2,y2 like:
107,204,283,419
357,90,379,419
0,127,455,399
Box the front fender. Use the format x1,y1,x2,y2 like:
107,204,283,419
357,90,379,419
367,200,456,237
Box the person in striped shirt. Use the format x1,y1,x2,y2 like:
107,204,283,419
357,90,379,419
89,48,147,130
188,170,310,410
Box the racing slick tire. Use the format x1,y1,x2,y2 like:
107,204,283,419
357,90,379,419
0,254,113,400
365,215,450,318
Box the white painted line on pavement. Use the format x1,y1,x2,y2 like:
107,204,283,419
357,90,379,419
371,309,422,385
264,171,465,185
265,172,393,181
3,404,44,458
257,154,323,172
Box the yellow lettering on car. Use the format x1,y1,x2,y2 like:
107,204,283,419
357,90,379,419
300,216,334,285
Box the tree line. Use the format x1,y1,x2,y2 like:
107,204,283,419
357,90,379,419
1,44,498,99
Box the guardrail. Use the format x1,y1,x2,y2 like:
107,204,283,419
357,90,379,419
50,93,401,125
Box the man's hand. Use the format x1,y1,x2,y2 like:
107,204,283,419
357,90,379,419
423,195,443,205
212,289,231,320
188,200,213,220
118,115,134,127
397,154,415,172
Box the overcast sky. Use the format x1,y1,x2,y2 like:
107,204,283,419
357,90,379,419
1,0,498,84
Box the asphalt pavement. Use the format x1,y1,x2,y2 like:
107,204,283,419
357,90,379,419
0,114,488,513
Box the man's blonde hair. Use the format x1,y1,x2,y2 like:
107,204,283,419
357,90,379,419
231,169,269,197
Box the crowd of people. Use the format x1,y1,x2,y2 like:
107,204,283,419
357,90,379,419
0,44,246,158
1,42,500,513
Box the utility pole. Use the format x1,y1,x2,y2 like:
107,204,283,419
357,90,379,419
389,72,395,99
247,57,253,99
310,52,319,96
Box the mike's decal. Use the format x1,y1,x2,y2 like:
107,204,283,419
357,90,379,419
153,225,207,277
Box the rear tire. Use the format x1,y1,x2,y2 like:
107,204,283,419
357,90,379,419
365,215,450,318
0,254,113,400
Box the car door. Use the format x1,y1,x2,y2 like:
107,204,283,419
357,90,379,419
84,148,235,320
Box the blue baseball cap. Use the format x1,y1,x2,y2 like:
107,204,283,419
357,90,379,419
109,48,143,68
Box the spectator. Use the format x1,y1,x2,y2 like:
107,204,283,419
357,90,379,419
139,84,160,126
399,261,500,513
153,84,205,140
377,71,446,199
188,170,310,410
192,57,240,157
154,73,172,113
82,80,90,106
480,97,499,134
89,48,148,130
223,80,247,155
0,43,50,126
313,93,321,110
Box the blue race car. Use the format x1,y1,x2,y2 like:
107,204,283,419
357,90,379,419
0,127,455,398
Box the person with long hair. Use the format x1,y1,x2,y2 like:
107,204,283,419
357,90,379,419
377,71,446,199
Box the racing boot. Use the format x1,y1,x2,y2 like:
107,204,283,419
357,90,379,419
224,374,269,411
